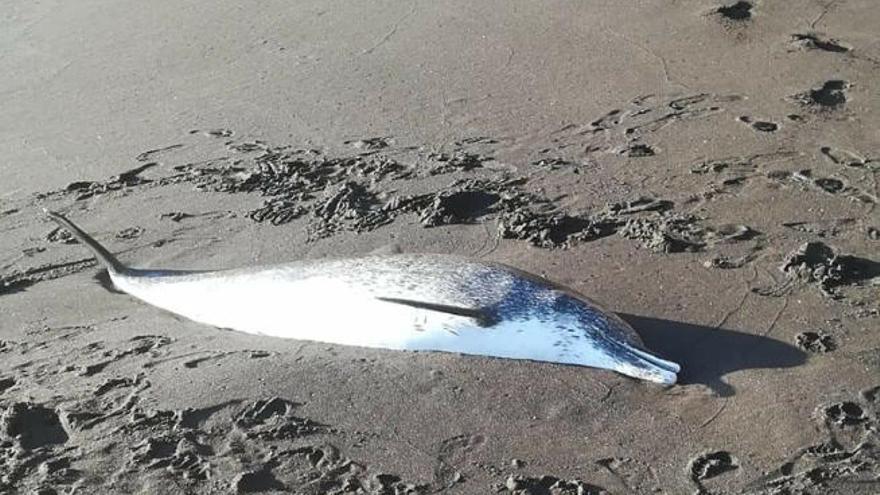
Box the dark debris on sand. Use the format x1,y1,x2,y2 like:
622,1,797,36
789,80,850,111
39,163,158,201
715,1,753,22
498,474,607,495
780,241,880,297
31,132,764,258
426,150,487,175
795,331,837,353
184,146,745,254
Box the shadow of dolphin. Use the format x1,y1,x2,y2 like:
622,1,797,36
621,314,807,397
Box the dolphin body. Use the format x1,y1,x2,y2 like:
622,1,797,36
47,211,679,384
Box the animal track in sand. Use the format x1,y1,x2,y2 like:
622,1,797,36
789,80,850,111
782,218,856,238
193,351,271,368
617,143,657,157
566,92,739,153
823,401,867,427
689,450,739,493
498,474,606,494
418,190,500,227
690,149,798,201
234,397,329,441
0,258,97,297
782,242,880,291
737,116,779,133
862,386,880,408
46,226,77,244
189,128,233,138
82,335,172,374
789,33,851,53
343,136,392,150
115,226,144,240
795,331,837,353
93,376,141,396
767,168,876,204
530,157,584,171
0,377,15,394
433,433,485,489
426,150,487,175
53,395,424,493
1,402,68,449
820,146,872,168
39,162,158,201
135,144,184,162
596,456,662,493
233,467,284,493
142,349,273,370
752,241,880,300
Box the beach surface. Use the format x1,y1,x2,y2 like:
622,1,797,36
1,1,879,493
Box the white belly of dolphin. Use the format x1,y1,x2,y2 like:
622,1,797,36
115,272,470,349
112,269,652,377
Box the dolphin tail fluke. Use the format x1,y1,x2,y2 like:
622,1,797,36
44,210,128,276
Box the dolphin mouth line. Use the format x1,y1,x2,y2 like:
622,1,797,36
629,346,681,374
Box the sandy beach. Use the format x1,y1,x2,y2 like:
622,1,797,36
1,1,879,493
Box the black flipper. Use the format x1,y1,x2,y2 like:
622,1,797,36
376,297,496,327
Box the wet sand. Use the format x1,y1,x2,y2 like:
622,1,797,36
1,1,879,493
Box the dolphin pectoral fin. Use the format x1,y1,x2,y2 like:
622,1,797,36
376,297,496,327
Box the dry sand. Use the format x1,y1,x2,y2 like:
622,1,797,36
2,0,879,493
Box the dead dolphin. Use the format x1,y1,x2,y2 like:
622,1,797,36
47,211,680,384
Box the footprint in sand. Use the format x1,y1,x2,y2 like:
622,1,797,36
499,474,605,494
688,450,739,492
0,402,75,492
820,145,870,168
433,433,486,489
0,377,15,394
737,116,779,133
617,143,657,157
822,401,867,427
790,33,851,53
